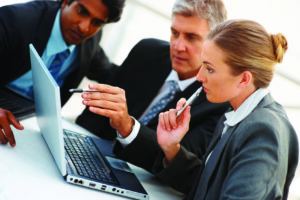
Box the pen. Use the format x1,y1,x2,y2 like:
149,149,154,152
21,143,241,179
69,89,99,93
176,87,203,117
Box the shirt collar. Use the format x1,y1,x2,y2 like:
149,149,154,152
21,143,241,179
166,70,196,91
44,9,75,57
224,88,269,127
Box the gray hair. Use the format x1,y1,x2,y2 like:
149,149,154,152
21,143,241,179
172,0,227,30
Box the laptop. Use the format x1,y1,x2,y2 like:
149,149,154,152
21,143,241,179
29,44,149,200
0,87,35,119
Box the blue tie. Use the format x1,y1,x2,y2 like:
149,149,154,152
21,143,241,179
140,80,180,125
48,49,70,81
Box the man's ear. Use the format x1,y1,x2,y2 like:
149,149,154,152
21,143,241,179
61,0,70,8
238,71,253,88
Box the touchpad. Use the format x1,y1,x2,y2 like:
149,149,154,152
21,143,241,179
106,156,133,173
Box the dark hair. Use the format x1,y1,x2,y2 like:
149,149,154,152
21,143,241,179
59,0,125,23
101,0,125,23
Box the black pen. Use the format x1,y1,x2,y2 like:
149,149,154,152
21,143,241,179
176,87,203,117
69,89,99,93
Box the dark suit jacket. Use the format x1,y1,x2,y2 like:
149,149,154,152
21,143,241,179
150,94,299,199
0,1,116,105
76,38,230,180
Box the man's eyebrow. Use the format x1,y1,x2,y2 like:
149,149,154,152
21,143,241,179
94,18,107,24
77,3,89,14
170,27,202,39
77,3,107,24
187,32,201,38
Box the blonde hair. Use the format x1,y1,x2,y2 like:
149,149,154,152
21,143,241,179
207,19,288,88
172,0,228,30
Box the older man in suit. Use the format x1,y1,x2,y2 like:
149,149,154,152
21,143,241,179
76,0,230,187
0,0,125,147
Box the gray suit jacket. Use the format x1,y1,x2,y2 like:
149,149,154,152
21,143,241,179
151,94,298,199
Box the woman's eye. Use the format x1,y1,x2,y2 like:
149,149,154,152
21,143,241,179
206,67,214,73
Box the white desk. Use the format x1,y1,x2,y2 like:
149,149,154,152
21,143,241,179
0,116,184,200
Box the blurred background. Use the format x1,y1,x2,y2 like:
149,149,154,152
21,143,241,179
1,0,300,199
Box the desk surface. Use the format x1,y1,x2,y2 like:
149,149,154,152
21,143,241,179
0,116,184,200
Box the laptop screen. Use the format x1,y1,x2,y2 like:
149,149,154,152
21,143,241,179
29,44,66,176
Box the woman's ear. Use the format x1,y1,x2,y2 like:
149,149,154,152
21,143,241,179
238,71,253,88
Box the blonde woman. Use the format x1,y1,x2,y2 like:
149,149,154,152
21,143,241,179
156,19,299,200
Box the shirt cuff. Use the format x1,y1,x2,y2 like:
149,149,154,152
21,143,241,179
116,117,140,148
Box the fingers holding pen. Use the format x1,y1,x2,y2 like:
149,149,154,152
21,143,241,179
88,83,124,95
82,83,125,100
159,109,177,131
158,98,191,132
81,83,127,116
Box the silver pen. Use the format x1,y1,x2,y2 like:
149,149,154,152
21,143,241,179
69,89,99,93
176,87,203,117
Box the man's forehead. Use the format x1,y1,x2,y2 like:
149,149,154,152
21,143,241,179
75,0,109,21
171,15,210,35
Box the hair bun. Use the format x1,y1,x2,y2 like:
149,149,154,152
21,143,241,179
270,33,288,63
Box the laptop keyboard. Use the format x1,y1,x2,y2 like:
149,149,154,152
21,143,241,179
64,130,117,184
0,97,21,111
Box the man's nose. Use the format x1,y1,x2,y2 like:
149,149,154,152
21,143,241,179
79,19,90,33
173,37,186,51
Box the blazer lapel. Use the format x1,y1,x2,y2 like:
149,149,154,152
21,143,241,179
194,125,237,199
185,117,225,200
203,114,226,155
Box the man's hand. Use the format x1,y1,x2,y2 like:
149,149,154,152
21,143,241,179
81,83,134,138
0,108,24,147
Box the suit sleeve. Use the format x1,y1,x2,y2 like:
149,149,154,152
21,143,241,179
113,126,202,194
153,146,202,194
113,125,161,171
113,123,203,195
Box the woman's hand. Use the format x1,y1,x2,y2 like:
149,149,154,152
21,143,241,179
157,98,191,164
